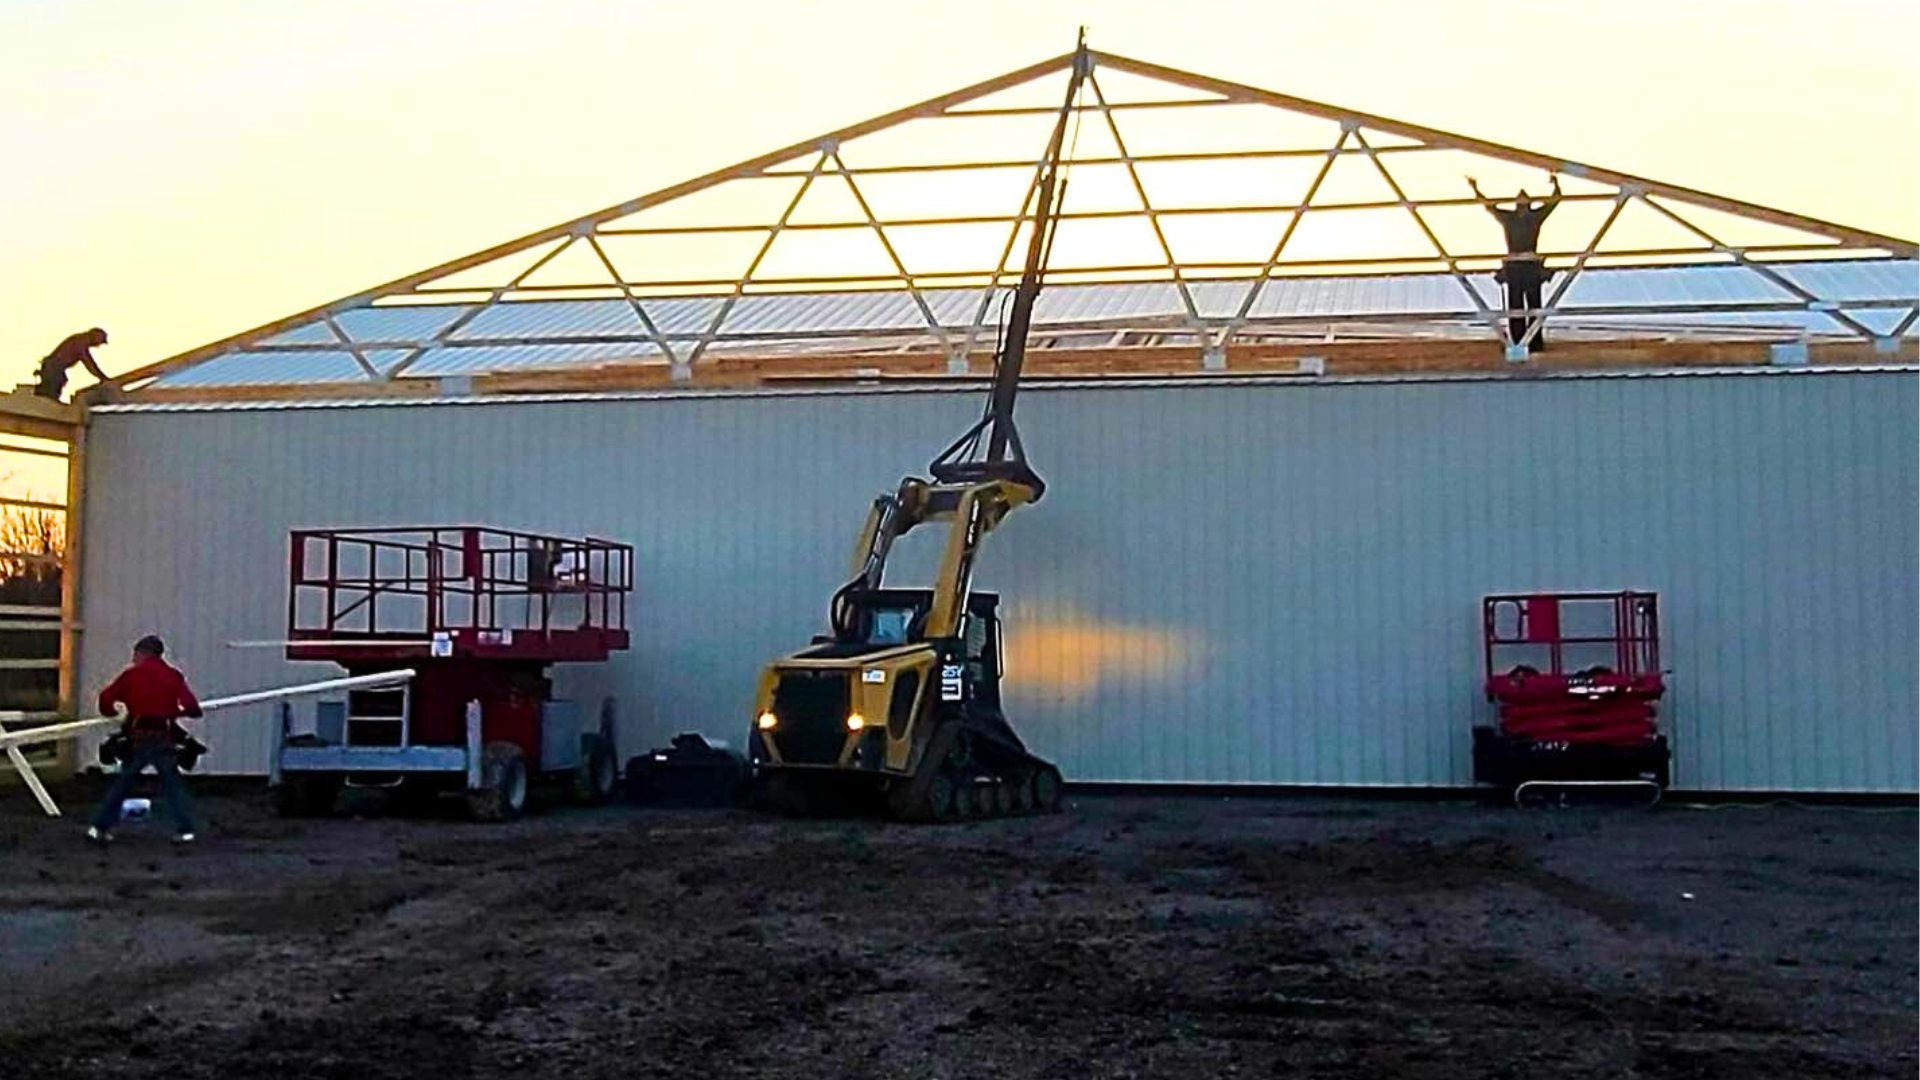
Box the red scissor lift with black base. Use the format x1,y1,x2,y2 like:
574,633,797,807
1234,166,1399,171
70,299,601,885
271,526,632,822
1474,591,1671,807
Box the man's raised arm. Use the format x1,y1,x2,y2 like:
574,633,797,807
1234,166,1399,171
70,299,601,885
1542,174,1563,216
1465,176,1497,216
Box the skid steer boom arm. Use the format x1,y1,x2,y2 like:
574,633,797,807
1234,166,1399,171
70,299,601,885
828,41,1088,644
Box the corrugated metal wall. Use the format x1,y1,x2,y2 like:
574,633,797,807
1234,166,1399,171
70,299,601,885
78,369,1918,791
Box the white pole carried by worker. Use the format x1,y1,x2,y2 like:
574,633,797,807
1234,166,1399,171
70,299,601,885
0,649,414,823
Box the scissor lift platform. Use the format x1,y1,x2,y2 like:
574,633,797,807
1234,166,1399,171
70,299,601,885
1474,591,1671,807
286,525,630,662
272,526,633,820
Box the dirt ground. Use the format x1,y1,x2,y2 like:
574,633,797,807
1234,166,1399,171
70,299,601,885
0,781,1913,1079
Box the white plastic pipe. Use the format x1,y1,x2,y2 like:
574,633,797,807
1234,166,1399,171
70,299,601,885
0,669,417,751
227,640,434,649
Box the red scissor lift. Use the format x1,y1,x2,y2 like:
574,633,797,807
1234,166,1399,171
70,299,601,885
1474,591,1671,804
271,526,633,821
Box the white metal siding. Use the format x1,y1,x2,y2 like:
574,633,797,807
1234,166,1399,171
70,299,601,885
79,370,1918,791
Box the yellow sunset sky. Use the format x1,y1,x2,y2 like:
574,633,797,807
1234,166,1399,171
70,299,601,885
2,0,1917,497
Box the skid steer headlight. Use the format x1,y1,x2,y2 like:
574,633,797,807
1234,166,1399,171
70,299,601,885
845,713,867,731
757,711,779,731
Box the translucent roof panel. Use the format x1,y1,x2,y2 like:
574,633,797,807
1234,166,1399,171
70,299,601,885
148,259,1916,388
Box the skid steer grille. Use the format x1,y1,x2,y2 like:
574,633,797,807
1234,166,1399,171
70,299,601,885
772,670,851,765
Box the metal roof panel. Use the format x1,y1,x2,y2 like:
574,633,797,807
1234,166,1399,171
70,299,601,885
160,259,1915,386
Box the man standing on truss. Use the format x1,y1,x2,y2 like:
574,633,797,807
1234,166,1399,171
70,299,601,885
1467,175,1562,352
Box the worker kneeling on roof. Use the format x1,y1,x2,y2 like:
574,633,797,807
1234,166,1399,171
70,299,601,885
87,635,206,845
33,327,112,401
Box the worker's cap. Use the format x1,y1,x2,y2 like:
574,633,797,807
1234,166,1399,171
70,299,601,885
133,635,165,657
89,327,109,344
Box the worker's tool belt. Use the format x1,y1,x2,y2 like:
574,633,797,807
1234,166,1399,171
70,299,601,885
1494,256,1552,285
99,720,209,772
126,715,173,740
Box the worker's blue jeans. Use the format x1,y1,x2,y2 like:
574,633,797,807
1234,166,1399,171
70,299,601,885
90,743,199,835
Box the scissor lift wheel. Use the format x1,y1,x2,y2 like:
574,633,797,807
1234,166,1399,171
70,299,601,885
466,742,530,822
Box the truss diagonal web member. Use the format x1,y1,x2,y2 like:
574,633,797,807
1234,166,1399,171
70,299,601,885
1356,128,1497,333
1216,126,1352,357
1086,71,1204,342
385,236,578,380
586,235,683,374
1515,192,1632,351
1639,195,1883,341
687,151,831,367
104,44,1913,396
831,149,956,358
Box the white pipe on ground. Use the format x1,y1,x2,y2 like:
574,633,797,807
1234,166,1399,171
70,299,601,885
0,669,417,751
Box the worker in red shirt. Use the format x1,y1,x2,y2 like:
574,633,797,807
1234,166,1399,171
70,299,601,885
87,635,204,844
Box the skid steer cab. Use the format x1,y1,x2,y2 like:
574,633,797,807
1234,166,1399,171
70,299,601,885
269,526,632,822
749,589,1061,821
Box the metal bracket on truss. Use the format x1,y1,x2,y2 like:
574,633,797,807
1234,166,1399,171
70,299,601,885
1770,339,1810,366
1201,343,1227,371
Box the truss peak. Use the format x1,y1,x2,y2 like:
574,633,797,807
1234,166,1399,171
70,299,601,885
115,44,1917,394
